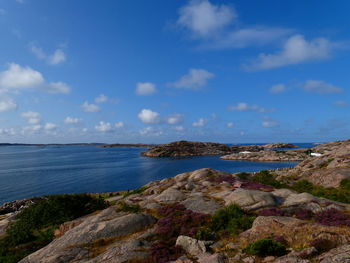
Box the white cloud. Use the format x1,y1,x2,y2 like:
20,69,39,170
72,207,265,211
170,68,214,90
167,114,184,125
46,82,70,94
28,118,40,124
48,49,66,65
0,63,44,90
207,27,292,49
44,122,57,130
177,0,236,37
30,46,66,65
95,121,124,132
303,80,343,94
177,1,291,49
0,97,17,112
262,120,279,128
0,63,70,94
136,82,156,96
334,100,348,107
21,111,41,124
64,117,82,124
0,128,15,135
95,94,108,103
138,109,161,124
245,35,334,70
173,125,185,132
21,111,39,119
81,101,100,113
115,121,124,128
95,121,113,132
228,102,272,113
269,84,286,94
227,122,234,128
139,126,163,136
192,117,207,127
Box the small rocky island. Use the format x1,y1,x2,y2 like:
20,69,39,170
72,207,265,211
262,143,299,149
142,140,266,157
1,139,350,263
141,140,236,157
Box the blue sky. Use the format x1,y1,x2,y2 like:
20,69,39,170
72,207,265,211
0,0,349,143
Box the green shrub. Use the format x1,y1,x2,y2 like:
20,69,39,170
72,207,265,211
244,238,287,257
292,180,314,193
123,186,148,197
116,202,141,213
210,204,256,236
236,172,250,180
250,170,286,189
340,179,350,191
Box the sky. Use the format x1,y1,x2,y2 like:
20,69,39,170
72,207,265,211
0,0,349,144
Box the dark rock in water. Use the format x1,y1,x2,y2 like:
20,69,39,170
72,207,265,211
263,143,299,149
0,197,44,215
142,140,234,157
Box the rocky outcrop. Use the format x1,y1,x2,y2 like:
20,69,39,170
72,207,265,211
19,211,156,263
0,196,44,215
221,150,307,162
263,143,299,149
142,140,234,157
279,140,350,187
16,147,350,263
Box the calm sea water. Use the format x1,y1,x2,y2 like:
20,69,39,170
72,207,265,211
0,144,314,204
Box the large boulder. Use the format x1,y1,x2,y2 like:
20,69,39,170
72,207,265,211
176,235,207,256
317,244,350,263
154,188,186,203
181,194,221,215
221,189,277,211
239,216,350,249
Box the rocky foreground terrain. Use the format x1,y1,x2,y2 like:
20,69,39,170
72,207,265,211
15,166,350,263
1,139,349,263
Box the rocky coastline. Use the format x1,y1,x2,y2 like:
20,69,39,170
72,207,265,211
1,139,349,263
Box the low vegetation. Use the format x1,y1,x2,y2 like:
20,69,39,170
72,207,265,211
0,194,106,263
116,202,141,213
123,186,148,197
244,238,287,257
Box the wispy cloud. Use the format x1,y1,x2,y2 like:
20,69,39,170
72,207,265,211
244,35,335,71
334,100,348,107
177,0,291,49
303,80,343,94
192,117,207,127
30,45,66,65
269,84,286,94
136,82,156,96
170,68,214,90
228,102,274,113
81,101,100,113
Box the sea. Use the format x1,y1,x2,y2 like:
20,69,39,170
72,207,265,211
0,143,315,205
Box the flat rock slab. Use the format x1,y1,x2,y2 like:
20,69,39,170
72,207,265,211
19,212,156,263
181,195,221,215
222,188,277,211
154,188,186,203
318,244,350,263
